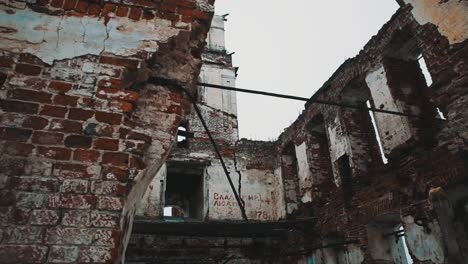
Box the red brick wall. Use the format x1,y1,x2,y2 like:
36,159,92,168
0,0,213,263
276,3,468,262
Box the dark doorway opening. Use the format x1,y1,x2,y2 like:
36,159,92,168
164,163,205,221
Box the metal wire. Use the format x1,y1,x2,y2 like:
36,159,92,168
198,82,445,121
154,79,249,222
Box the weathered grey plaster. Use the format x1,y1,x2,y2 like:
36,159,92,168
327,115,351,186
199,65,238,116
0,7,180,64
403,0,468,44
206,159,283,221
295,142,312,203
136,164,167,218
403,215,445,264
206,15,225,52
366,66,412,155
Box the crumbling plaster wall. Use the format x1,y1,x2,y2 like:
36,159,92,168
403,0,468,45
206,156,282,221
365,65,412,155
295,142,312,203
0,0,214,263
0,8,180,65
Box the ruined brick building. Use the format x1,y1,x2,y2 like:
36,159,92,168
0,0,467,263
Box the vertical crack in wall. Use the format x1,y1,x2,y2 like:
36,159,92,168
233,140,245,207
55,15,65,50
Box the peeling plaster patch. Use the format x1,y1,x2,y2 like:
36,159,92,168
403,0,468,44
403,216,445,264
295,142,312,203
327,115,351,186
366,66,412,154
0,8,180,64
327,115,350,163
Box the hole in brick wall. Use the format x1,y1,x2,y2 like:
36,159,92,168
367,100,388,164
418,55,433,86
336,154,353,207
436,107,447,120
281,142,300,216
177,122,189,148
417,54,447,121
385,28,442,123
341,77,386,165
164,163,205,220
307,115,334,185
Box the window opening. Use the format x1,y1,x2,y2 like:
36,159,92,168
177,123,190,148
281,143,299,216
340,77,386,166
164,164,204,220
177,126,187,143
307,115,334,186
337,154,352,207
366,100,388,164
436,107,446,120
417,55,433,86
163,206,173,217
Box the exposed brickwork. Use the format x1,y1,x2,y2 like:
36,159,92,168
273,3,468,263
0,0,213,263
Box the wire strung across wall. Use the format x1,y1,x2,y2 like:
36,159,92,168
198,82,446,121
149,77,446,223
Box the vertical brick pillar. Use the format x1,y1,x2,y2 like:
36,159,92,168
0,0,213,263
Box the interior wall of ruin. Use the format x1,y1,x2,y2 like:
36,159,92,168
275,1,468,262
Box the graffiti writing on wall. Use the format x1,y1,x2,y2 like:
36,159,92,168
213,192,274,220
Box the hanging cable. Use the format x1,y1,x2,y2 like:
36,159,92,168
198,82,445,121
184,88,248,221
149,77,249,222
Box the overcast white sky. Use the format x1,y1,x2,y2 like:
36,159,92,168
214,0,400,141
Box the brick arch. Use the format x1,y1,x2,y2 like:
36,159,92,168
0,1,213,263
